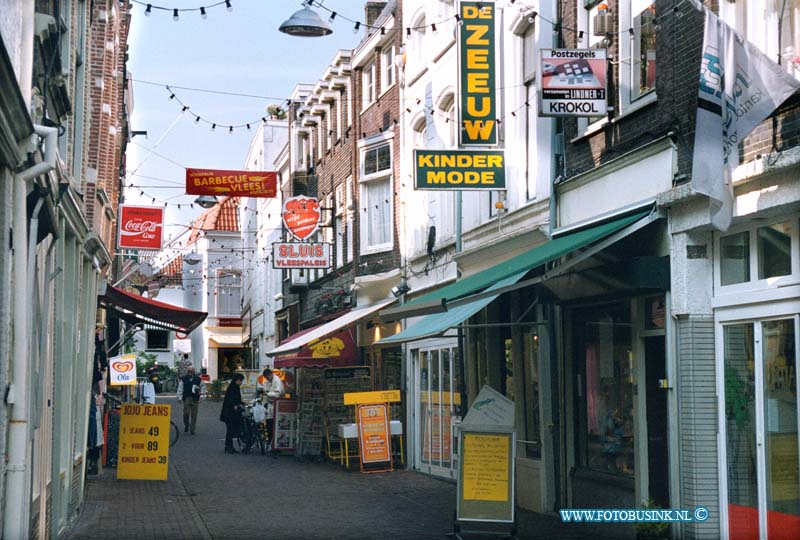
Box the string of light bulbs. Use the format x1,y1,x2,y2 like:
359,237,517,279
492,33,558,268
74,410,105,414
130,0,233,20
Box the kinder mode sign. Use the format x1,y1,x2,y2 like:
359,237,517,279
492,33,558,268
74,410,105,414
118,205,164,250
459,0,497,146
414,149,505,190
185,168,277,197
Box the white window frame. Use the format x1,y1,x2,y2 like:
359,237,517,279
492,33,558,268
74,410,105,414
713,213,800,299
335,184,345,268
619,0,657,114
359,141,394,255
382,46,396,94
336,93,343,141
362,63,376,111
346,176,354,263
412,113,427,148
215,269,242,317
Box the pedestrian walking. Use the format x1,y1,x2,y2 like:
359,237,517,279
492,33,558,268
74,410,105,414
177,353,192,378
258,369,285,453
220,373,245,454
178,366,202,434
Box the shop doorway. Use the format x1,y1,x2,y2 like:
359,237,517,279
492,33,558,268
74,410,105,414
644,336,669,508
720,315,800,540
217,347,250,380
411,342,462,479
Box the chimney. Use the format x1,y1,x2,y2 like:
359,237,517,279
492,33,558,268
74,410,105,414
364,2,387,29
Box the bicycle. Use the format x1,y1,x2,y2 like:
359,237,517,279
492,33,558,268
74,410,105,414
236,403,268,455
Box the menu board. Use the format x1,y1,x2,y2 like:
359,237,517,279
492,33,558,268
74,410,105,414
357,403,391,465
273,399,298,451
457,431,514,522
117,403,171,481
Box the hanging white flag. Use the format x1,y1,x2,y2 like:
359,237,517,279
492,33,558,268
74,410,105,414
691,9,800,230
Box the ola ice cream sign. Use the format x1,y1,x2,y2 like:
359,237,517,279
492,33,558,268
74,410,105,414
109,353,138,386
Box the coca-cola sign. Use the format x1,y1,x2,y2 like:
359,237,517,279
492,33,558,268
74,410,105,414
118,205,164,250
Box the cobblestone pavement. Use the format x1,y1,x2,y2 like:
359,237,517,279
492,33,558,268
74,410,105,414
66,396,619,540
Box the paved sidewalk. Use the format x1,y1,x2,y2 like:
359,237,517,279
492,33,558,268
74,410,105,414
66,396,622,540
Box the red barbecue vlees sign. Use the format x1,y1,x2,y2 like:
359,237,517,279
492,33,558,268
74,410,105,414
282,196,321,240
118,205,164,250
185,168,277,197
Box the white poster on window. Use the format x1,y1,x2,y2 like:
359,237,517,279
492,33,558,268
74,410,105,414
691,7,800,231
539,49,608,117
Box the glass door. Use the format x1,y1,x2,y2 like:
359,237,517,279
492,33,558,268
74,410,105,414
723,316,800,540
413,343,458,478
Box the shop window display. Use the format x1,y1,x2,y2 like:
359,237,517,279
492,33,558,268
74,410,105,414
577,302,635,476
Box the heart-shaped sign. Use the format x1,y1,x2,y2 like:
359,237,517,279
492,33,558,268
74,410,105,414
282,196,321,240
112,361,134,373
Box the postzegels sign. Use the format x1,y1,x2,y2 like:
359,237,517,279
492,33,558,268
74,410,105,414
118,205,164,250
414,149,505,190
272,242,331,269
185,168,277,197
539,49,608,117
458,1,497,146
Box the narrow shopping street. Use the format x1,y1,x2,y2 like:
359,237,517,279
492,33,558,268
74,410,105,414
64,397,610,540
66,397,453,540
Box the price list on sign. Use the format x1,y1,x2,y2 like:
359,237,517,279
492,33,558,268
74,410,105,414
117,403,171,481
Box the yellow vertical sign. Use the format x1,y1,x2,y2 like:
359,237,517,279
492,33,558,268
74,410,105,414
117,403,171,481
462,433,510,502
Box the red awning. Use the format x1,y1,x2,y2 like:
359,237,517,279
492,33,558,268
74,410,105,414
98,282,207,333
273,325,358,369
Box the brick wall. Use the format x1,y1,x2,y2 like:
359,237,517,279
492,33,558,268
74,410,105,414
563,0,800,180
83,0,130,255
562,0,708,181
352,10,403,277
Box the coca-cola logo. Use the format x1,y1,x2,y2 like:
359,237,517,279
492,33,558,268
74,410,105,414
118,206,164,249
121,220,160,236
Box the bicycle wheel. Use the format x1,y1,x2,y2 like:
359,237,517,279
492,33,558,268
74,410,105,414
257,432,267,455
169,421,180,448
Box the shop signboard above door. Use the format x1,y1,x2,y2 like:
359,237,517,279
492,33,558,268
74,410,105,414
185,168,277,197
272,242,331,269
118,205,164,250
539,48,608,117
458,0,497,146
282,195,321,240
414,149,505,190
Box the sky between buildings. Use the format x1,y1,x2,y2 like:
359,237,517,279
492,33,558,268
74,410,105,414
125,0,360,248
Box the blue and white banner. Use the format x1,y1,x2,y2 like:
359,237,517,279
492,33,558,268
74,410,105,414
692,9,800,230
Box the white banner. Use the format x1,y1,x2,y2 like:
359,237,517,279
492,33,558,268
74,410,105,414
692,9,800,230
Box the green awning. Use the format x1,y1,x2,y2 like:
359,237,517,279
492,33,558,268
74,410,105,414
379,210,656,323
376,271,527,345
402,210,649,309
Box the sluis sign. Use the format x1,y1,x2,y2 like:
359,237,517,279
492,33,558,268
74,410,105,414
459,1,497,146
414,149,505,190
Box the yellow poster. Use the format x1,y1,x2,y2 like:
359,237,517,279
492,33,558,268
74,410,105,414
462,433,510,502
117,403,171,481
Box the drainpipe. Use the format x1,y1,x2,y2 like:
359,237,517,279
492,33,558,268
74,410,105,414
20,0,34,107
4,124,58,540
